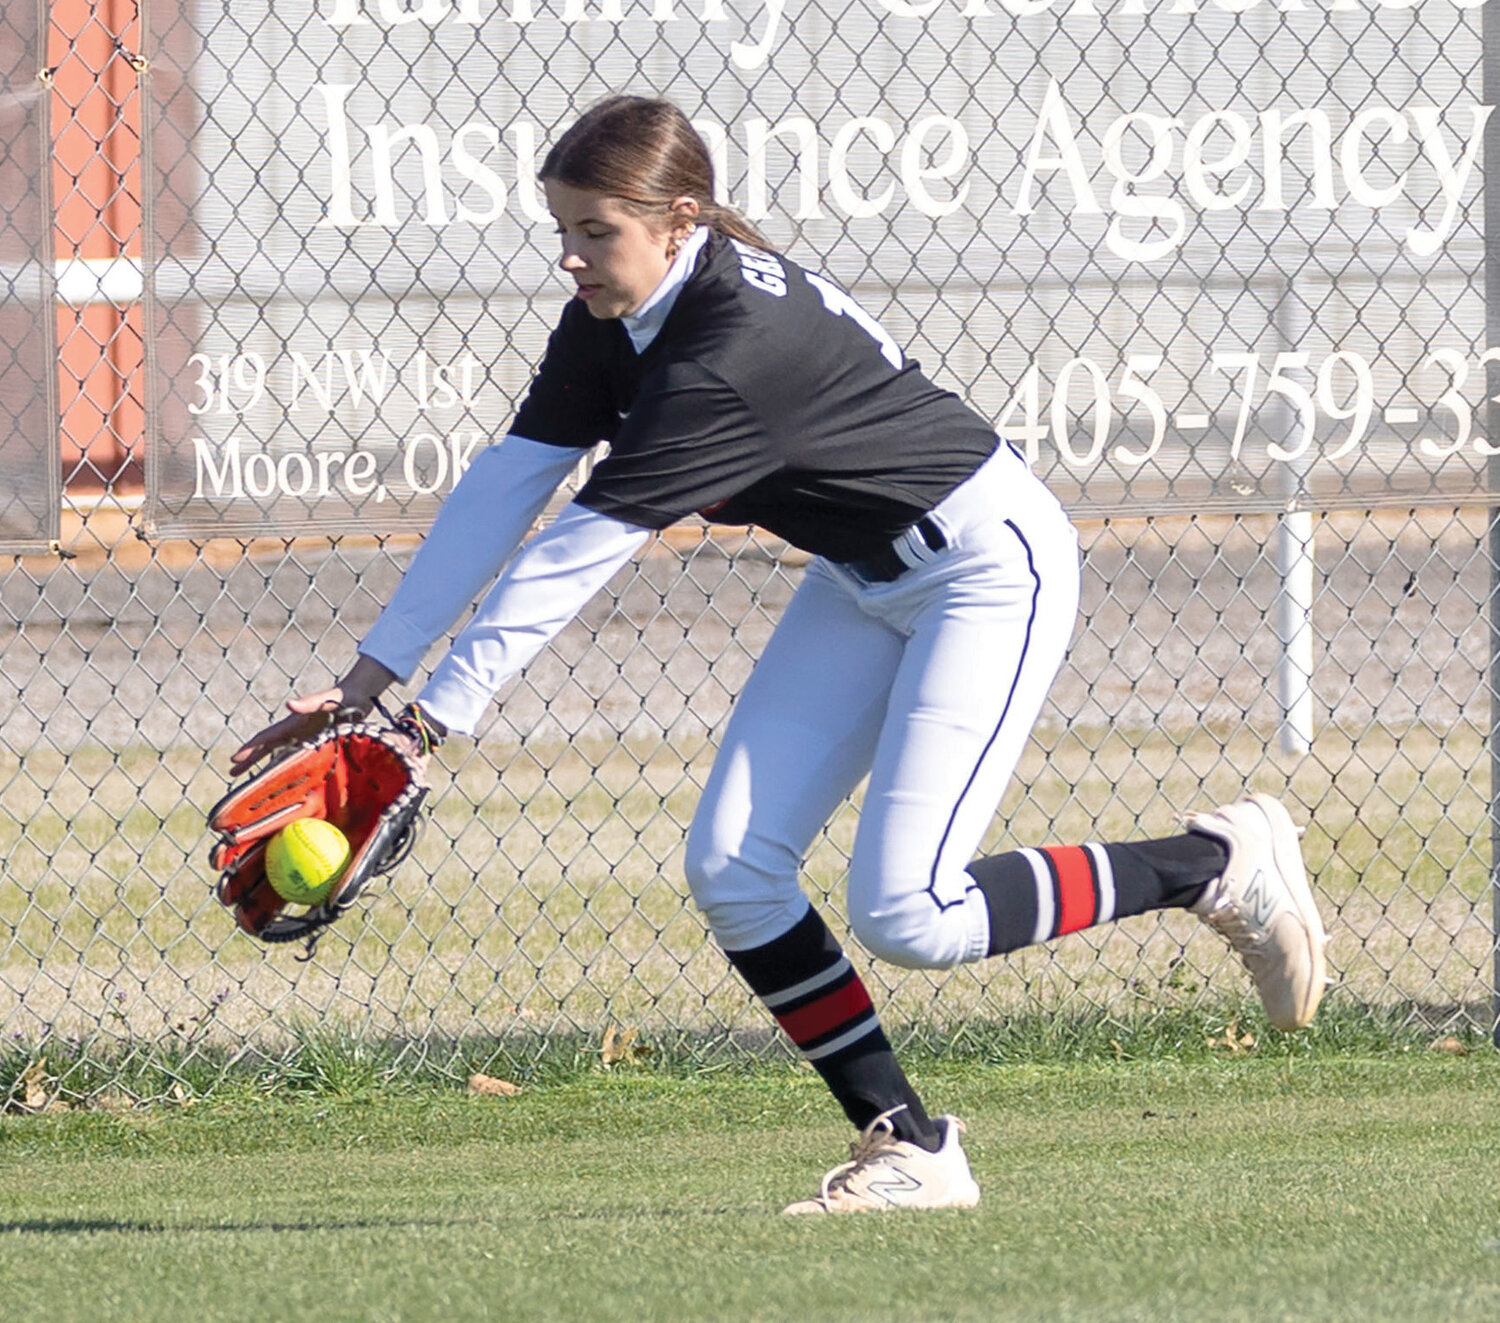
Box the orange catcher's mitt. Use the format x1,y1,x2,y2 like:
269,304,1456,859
208,721,427,955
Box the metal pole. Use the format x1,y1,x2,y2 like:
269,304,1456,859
1489,512,1500,1049
1273,280,1314,756
1275,510,1315,756
1484,0,1500,1047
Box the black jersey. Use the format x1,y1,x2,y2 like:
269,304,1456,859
510,232,998,562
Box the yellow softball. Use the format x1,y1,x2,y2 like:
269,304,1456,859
265,818,350,906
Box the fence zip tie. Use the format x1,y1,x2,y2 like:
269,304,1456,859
114,40,150,74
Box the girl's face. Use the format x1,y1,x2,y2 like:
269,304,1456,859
544,180,698,320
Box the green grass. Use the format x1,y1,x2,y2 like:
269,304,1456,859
0,996,1485,1107
2,1048,1499,1322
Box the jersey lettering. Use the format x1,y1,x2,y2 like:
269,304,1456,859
804,273,904,370
730,238,787,298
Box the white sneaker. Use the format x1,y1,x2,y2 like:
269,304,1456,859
1185,793,1328,1031
782,1109,981,1215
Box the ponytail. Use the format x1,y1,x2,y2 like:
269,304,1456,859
540,96,778,253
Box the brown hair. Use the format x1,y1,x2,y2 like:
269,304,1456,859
539,96,776,253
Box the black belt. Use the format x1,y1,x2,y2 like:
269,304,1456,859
842,515,947,583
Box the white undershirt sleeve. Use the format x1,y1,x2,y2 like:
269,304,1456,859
358,436,586,682
415,502,651,735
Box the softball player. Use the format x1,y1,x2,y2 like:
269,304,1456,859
237,97,1327,1214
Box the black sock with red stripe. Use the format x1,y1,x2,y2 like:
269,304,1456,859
970,833,1228,956
724,906,941,1151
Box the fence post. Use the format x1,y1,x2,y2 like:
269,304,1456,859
1275,511,1315,757
1272,280,1315,756
1486,0,1500,1048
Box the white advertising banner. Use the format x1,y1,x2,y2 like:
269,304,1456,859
0,0,58,554
142,0,1489,534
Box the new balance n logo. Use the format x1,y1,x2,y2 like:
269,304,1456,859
1242,868,1280,927
867,1167,924,1203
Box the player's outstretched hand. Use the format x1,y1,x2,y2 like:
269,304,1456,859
229,657,398,775
229,689,350,775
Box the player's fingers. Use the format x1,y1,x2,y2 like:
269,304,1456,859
284,687,343,714
229,694,339,774
228,720,306,774
289,687,381,723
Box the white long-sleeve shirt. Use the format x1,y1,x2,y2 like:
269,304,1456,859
357,238,714,734
358,437,649,735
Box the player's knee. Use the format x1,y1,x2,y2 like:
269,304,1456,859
848,903,954,970
680,822,725,908
682,826,801,950
847,853,968,968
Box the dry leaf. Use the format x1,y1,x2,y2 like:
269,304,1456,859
12,1059,49,1112
1429,1036,1468,1056
600,1025,652,1068
1206,1022,1256,1055
600,1025,631,1067
93,1093,134,1115
467,1072,522,1097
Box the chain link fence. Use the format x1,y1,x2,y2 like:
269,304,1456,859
3,0,1498,1100
0,0,58,554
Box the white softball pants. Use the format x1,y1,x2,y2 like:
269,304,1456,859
682,446,1081,968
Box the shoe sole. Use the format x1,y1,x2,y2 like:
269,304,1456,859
783,1185,980,1214
1246,793,1328,1028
